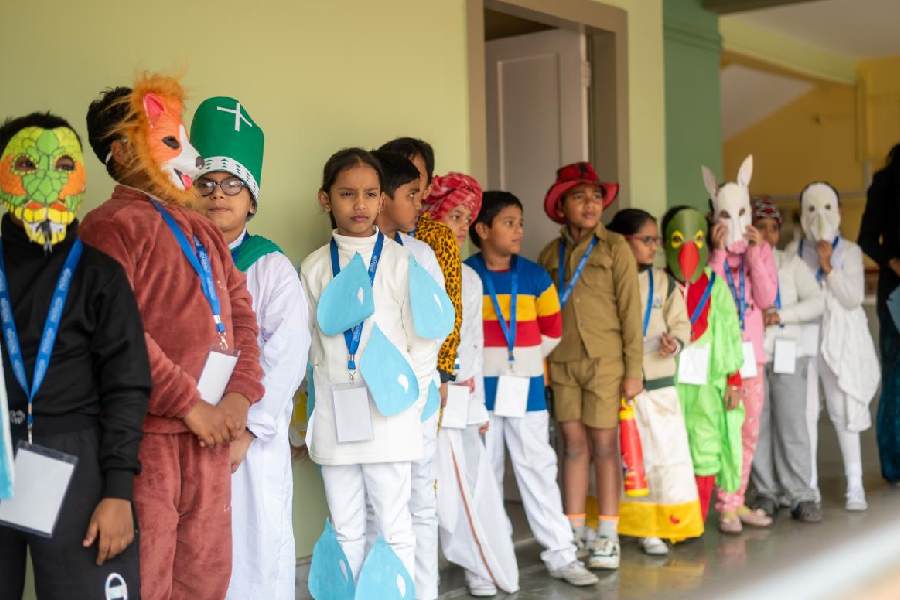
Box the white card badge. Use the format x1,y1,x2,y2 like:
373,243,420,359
467,394,490,426
441,384,470,429
197,348,239,405
0,442,77,537
773,338,798,375
332,383,374,443
798,323,820,357
740,341,758,379
493,375,529,418
643,335,662,355
677,344,710,385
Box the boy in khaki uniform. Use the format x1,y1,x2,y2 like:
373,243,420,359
538,162,643,570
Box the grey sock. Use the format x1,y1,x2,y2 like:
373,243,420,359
597,519,618,542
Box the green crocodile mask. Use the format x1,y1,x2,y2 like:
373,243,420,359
665,207,708,284
0,126,86,250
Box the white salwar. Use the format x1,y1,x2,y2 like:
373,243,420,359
226,230,311,600
435,265,519,593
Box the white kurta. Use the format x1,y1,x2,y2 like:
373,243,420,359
226,231,311,600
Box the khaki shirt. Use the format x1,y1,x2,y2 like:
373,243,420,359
538,223,643,379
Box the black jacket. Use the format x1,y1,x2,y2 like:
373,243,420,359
859,165,900,311
1,215,150,500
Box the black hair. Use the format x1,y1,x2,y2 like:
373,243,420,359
378,137,435,183
0,112,81,155
85,86,132,180
469,190,522,248
799,180,841,206
320,147,384,193
607,208,656,237
370,150,420,198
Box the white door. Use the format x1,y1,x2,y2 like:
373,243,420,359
486,28,590,261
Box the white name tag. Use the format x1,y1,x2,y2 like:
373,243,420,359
0,442,76,537
467,394,489,426
740,341,758,379
678,344,710,385
197,349,239,405
643,335,662,355
493,375,529,418
441,384,470,429
332,383,374,443
773,338,798,375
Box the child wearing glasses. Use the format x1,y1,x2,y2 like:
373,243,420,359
301,148,441,587
537,163,643,570
190,97,311,600
607,209,701,554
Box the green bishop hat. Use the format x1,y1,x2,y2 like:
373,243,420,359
190,96,264,201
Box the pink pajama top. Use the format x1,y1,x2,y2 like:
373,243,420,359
709,243,778,364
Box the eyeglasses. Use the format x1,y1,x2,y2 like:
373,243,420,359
195,177,246,197
628,235,661,246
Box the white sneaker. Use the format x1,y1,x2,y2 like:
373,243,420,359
588,535,620,570
548,561,599,586
465,571,497,597
846,485,868,511
639,536,669,556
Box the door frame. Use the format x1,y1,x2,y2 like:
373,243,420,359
466,0,630,206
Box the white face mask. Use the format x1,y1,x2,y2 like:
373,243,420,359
800,182,840,242
703,155,753,254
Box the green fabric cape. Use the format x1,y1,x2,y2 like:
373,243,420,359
231,233,283,272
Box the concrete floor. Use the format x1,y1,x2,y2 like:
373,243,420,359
298,412,900,599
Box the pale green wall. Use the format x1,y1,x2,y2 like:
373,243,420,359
1,0,668,582
663,0,722,210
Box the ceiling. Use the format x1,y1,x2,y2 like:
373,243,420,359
732,0,900,58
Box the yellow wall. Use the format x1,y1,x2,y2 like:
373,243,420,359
723,83,868,246
858,56,900,165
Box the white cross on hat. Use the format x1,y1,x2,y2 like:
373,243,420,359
216,101,253,132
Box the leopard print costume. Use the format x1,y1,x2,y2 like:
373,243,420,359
415,214,462,378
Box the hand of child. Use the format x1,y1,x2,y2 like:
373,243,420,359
183,401,231,448
764,309,781,327
229,429,255,473
479,421,490,435
219,393,251,440
658,333,679,357
622,377,643,400
462,377,476,393
725,385,742,410
83,498,134,566
745,224,762,246
816,240,833,275
711,223,728,250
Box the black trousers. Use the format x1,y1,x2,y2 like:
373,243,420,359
0,427,140,599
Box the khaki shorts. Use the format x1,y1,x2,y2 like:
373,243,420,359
550,358,623,429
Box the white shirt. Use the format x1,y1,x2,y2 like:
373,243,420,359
763,248,825,359
301,231,439,465
229,229,310,440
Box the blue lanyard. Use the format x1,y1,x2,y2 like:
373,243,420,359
799,236,839,282
689,273,716,326
0,238,83,444
723,257,746,331
394,232,403,246
775,286,782,310
557,236,598,306
475,255,518,363
643,270,654,337
151,201,227,346
330,232,384,372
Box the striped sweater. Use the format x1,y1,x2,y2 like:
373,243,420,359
465,253,562,411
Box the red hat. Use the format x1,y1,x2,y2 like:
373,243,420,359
543,162,619,224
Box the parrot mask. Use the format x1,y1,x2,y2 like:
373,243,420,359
703,155,753,255
800,182,840,243
665,207,708,284
0,126,86,250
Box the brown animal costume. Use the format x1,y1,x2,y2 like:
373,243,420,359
80,73,264,600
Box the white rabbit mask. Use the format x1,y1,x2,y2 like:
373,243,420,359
703,155,753,255
800,182,840,243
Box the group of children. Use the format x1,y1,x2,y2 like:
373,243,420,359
0,69,882,600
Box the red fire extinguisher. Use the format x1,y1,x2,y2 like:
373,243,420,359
619,398,649,497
